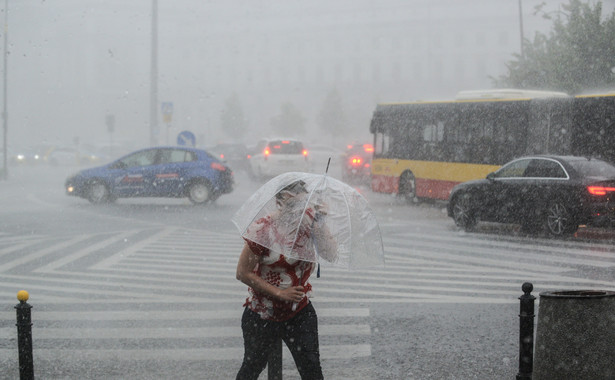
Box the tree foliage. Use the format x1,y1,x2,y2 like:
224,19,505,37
220,93,248,139
270,102,306,136
495,0,615,94
317,88,348,140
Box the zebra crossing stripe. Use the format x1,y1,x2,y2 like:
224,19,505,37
0,308,369,321
0,344,372,361
0,235,91,272
32,230,143,273
0,324,371,340
90,227,178,270
0,236,47,254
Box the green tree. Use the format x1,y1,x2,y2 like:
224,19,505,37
270,102,306,136
495,0,615,94
220,93,248,139
317,88,348,140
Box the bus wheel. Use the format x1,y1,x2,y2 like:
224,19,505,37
399,172,417,203
452,193,477,231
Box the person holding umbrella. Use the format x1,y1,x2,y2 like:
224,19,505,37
233,170,384,379
235,179,335,379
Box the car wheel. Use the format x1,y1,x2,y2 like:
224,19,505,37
544,201,578,236
399,171,417,203
88,181,110,204
188,181,212,205
452,193,477,231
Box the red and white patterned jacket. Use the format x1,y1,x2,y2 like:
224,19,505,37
243,210,317,321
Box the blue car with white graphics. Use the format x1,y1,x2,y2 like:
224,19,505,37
65,146,234,205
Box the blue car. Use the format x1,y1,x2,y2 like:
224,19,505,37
65,146,234,204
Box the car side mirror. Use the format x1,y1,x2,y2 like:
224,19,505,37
486,172,495,181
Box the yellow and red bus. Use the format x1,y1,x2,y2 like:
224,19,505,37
369,90,615,201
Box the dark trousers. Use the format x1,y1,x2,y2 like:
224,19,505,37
236,302,324,380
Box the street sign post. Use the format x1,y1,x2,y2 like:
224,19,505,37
161,102,173,144
161,102,173,123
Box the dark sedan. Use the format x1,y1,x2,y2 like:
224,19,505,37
65,146,233,205
208,143,250,173
341,143,373,184
447,155,615,236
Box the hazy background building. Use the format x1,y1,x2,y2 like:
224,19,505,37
4,0,601,152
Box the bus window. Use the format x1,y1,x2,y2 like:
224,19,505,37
422,122,444,142
373,131,390,158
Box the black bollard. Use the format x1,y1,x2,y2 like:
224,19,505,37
15,290,34,380
268,338,282,380
516,282,535,380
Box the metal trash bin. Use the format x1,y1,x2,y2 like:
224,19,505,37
533,290,615,380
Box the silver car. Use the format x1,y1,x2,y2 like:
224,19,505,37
249,138,309,180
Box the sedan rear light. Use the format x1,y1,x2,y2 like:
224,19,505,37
587,186,615,196
302,149,308,157
211,162,227,171
350,156,362,166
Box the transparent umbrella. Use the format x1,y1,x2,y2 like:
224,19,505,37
232,170,385,269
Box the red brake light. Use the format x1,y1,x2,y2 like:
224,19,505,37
282,140,290,144
211,162,226,171
246,154,252,159
219,153,225,159
363,144,374,153
347,144,353,149
303,149,308,156
588,186,615,196
264,148,270,156
350,156,362,166
273,145,281,149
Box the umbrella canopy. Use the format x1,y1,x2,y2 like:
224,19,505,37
232,172,384,269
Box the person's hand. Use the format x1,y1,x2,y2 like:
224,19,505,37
277,286,305,303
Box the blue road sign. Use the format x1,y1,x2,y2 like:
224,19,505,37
177,131,196,147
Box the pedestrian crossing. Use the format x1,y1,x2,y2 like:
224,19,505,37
1,223,614,378
0,227,377,379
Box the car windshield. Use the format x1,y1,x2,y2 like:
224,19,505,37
569,159,615,178
268,140,304,154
